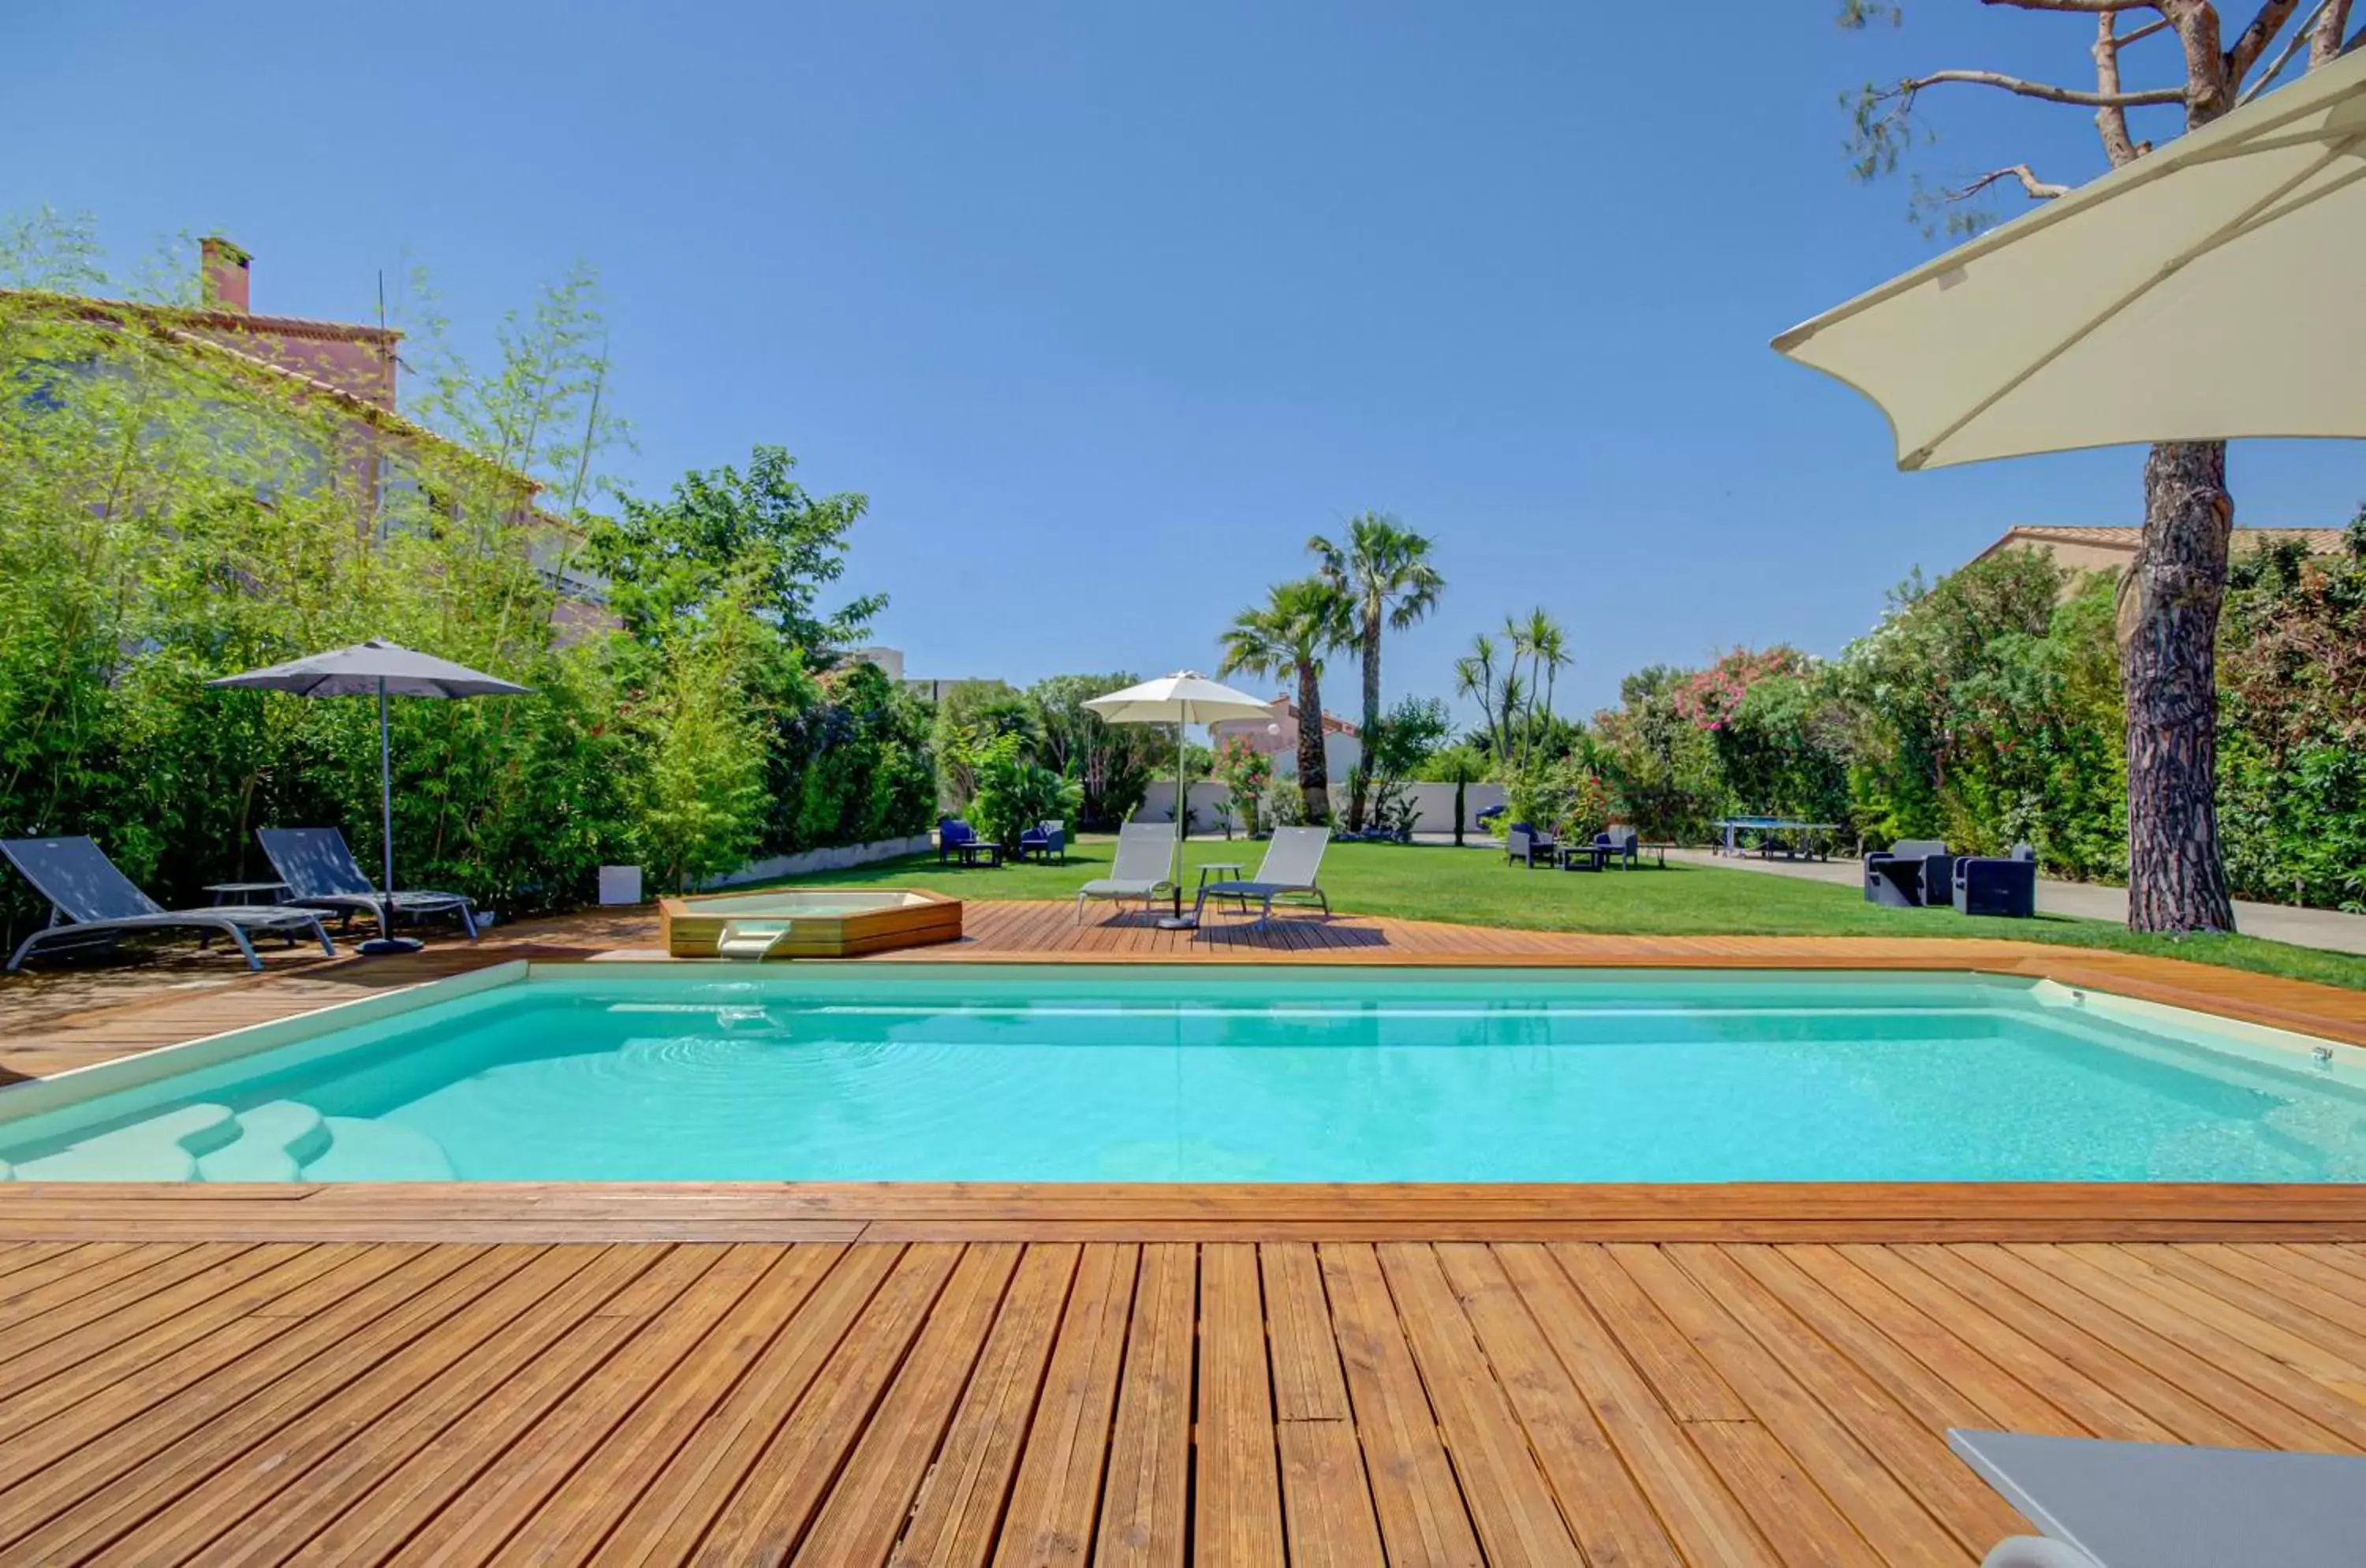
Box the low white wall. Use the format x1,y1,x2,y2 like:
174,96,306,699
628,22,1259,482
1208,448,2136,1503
1400,781,1506,834
1138,779,1506,834
700,833,935,890
1136,780,1237,829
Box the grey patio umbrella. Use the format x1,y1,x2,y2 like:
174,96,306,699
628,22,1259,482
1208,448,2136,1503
208,640,532,953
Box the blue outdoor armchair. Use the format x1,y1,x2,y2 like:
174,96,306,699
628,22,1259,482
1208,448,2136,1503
1864,840,1955,908
938,818,980,864
1016,819,1066,864
1954,845,2039,918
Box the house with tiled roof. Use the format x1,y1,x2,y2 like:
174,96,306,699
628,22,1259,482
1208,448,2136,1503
1972,524,2345,579
2,237,607,617
1207,693,1363,782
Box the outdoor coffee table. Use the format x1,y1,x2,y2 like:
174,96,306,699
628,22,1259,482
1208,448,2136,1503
1195,862,1249,914
956,840,1002,868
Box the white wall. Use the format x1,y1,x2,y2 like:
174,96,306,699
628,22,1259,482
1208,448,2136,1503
1136,779,1505,835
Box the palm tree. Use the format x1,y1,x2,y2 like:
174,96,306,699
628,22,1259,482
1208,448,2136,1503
1518,607,1569,757
1453,633,1502,763
1218,577,1351,821
1309,514,1445,830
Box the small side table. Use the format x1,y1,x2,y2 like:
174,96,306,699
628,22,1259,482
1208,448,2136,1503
1195,862,1247,916
206,881,290,907
957,841,1003,868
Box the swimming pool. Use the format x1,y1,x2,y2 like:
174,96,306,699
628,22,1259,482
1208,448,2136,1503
2,965,2360,1182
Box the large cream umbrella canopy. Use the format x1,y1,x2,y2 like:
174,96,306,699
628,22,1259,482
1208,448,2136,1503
1086,671,1274,927
1772,45,2366,469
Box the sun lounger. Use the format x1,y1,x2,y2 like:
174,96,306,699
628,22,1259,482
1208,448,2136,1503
2,836,335,973
1949,1428,2366,1566
1190,826,1332,924
1076,821,1177,923
256,827,478,942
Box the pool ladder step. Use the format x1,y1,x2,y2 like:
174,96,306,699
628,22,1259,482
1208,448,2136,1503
716,919,793,961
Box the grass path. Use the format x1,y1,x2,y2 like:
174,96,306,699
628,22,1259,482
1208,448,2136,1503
756,836,2366,991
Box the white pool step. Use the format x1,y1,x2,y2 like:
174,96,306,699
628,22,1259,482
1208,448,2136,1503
6,1104,240,1182
301,1119,457,1182
2,1099,454,1183
196,1101,332,1182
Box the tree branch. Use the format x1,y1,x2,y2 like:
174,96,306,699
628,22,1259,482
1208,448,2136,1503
2094,11,2147,166
1946,164,2075,200
2315,0,2356,62
2240,0,2335,99
2227,0,2306,80
1899,67,2186,106
1977,0,2158,10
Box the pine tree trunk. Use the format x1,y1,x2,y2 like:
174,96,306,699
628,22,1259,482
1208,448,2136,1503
2119,439,2236,933
1296,659,1330,823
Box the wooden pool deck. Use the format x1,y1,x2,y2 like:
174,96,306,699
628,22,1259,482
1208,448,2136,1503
3,902,2366,1561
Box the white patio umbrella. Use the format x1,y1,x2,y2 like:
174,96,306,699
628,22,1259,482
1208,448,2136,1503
1773,46,2366,468
1085,671,1274,927
208,640,532,954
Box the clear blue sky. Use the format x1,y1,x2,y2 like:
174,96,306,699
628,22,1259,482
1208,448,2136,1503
8,1,2359,718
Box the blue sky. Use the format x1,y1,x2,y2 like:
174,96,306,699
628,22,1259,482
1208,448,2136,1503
7,1,2360,718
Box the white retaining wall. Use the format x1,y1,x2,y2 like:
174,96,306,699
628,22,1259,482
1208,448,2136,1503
700,832,935,890
1138,780,1505,834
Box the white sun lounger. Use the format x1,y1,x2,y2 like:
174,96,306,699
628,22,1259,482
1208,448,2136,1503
1075,821,1177,923
1190,826,1332,925
1949,1428,2366,1566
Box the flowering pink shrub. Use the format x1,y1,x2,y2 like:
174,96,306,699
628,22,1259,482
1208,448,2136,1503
1667,647,1815,733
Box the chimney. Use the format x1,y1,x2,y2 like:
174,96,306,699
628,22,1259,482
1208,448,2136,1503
199,237,251,313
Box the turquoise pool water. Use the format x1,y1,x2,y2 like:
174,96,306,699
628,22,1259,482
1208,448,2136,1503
3,966,2362,1182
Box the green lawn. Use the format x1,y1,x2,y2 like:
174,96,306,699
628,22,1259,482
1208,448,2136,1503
757,836,2366,991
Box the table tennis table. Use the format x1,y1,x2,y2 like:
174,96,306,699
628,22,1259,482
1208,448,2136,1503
1712,816,1842,861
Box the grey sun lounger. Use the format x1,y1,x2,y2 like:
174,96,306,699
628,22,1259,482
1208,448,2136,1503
1076,821,1177,923
1950,1428,2366,1567
1190,825,1332,925
2,836,335,973
257,827,479,942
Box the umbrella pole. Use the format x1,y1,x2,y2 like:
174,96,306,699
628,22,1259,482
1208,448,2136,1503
360,674,423,957
1157,706,1192,929
379,678,394,900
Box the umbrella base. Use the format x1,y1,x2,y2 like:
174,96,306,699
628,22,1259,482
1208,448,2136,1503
1155,916,1199,931
357,935,426,957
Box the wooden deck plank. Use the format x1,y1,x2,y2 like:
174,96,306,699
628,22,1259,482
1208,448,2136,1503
993,1242,1138,1568
1667,1242,2028,1559
1431,1241,1681,1566
593,1245,901,1566
97,1244,616,1566
0,1239,2356,1563
1192,1242,1284,1566
1879,1243,2263,1448
1319,1241,1484,1568
1997,1243,2366,1447
197,1245,663,1568
1608,1241,1969,1566
494,1245,849,1567
684,1244,964,1564
796,1244,1021,1568
0,1244,516,1561
1494,1243,1781,1567
892,1245,1081,1568
1948,1242,2357,1450
1095,1242,1195,1568
1378,1242,1585,1566
1260,1241,1352,1422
